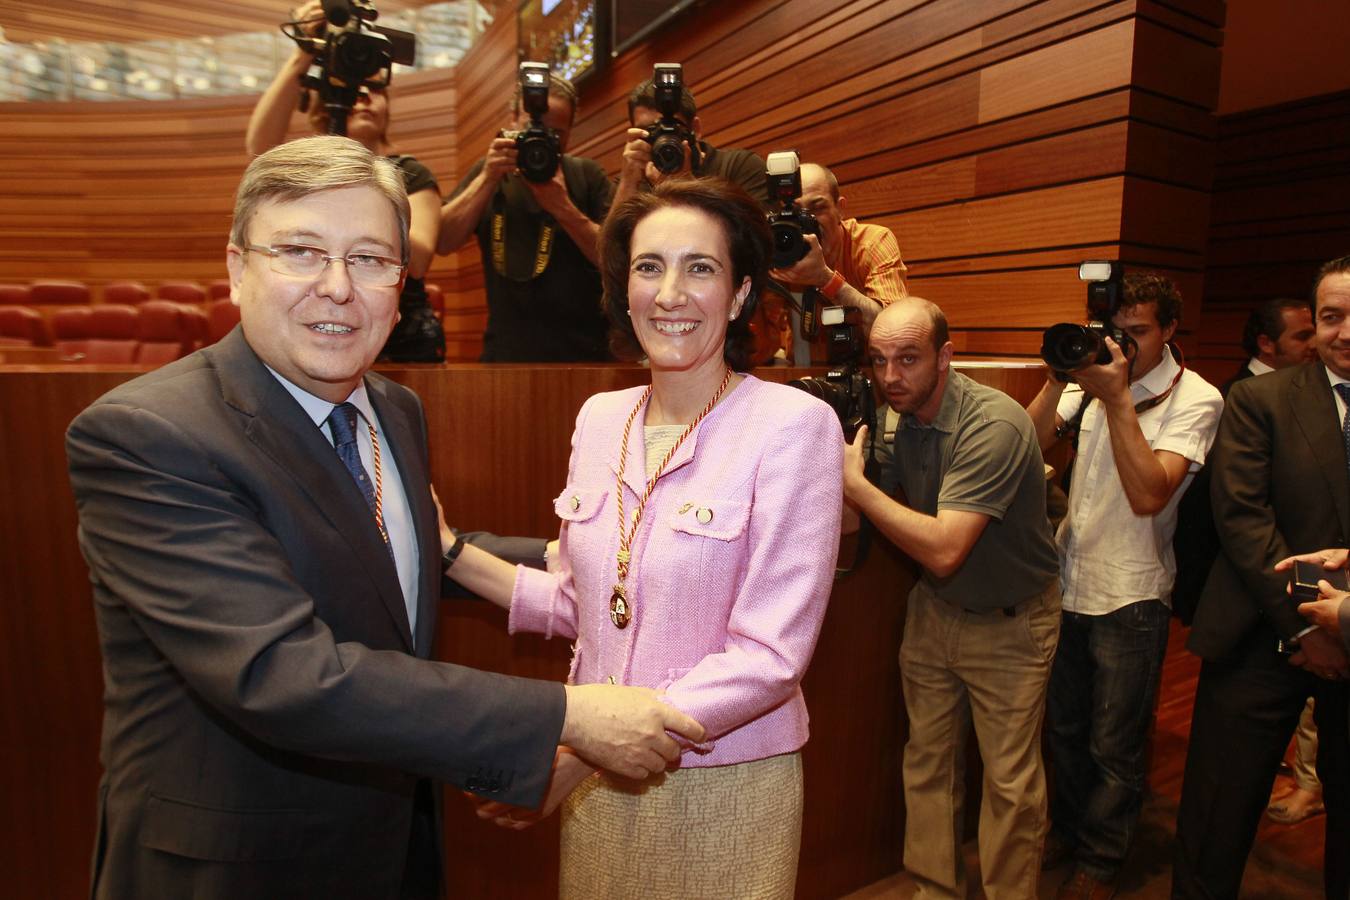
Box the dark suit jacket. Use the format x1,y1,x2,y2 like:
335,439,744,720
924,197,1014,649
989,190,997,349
67,328,565,900
1189,362,1350,661
1218,360,1257,398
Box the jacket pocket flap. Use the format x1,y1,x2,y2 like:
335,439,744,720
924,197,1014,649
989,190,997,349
668,499,750,540
140,794,308,861
554,487,608,523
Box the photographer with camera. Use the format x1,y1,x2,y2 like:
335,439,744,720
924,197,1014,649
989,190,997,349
843,298,1062,899
245,1,445,363
437,65,612,362
1025,270,1221,899
768,160,908,365
611,65,767,212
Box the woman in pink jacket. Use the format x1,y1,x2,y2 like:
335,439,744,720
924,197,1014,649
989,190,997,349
445,177,842,898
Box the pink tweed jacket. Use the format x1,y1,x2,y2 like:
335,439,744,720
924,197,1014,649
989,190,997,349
511,375,842,766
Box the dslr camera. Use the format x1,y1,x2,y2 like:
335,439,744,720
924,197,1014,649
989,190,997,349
789,306,876,442
765,150,821,269
1040,261,1138,377
294,0,415,137
500,62,561,183
644,63,701,175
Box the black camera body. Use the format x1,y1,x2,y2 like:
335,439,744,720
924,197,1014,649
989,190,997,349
296,0,415,137
1040,260,1138,375
789,306,876,441
764,150,820,269
506,62,561,183
644,63,700,175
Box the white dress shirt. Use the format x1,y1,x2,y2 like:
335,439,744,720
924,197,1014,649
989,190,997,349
1055,347,1224,614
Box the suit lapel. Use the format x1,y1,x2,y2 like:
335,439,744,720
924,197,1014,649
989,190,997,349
1289,365,1350,541
367,375,439,658
209,331,415,653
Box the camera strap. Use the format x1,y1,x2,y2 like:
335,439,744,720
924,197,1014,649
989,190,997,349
490,187,554,282
1054,342,1187,439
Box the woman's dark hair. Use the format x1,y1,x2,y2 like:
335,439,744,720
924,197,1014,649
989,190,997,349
600,177,770,371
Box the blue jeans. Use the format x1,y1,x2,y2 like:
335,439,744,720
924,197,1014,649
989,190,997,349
1046,598,1171,882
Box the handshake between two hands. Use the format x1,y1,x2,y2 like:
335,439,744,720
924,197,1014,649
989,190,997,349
468,682,706,831
1275,548,1350,680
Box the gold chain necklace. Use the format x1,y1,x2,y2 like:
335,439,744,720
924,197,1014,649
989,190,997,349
609,367,734,629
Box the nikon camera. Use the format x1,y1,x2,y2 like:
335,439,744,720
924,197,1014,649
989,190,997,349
764,150,820,269
296,0,415,137
789,306,876,442
1040,261,1138,377
502,61,561,183
644,63,701,174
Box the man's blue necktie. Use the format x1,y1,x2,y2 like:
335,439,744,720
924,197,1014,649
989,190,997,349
327,402,377,516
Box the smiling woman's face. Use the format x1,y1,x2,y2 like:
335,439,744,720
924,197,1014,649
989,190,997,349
625,204,750,376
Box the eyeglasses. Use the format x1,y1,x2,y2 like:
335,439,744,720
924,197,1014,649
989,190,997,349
243,244,405,287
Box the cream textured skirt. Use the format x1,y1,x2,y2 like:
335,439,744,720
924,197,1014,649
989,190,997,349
559,752,803,900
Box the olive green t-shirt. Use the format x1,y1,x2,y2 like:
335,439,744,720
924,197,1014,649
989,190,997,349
877,370,1059,609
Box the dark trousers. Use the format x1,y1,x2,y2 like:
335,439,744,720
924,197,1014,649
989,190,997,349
1047,599,1171,882
1172,629,1350,900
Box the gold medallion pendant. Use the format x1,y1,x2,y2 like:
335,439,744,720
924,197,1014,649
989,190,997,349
609,585,631,629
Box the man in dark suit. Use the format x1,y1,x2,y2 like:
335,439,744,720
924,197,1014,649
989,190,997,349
1219,296,1315,395
1172,256,1350,899
66,136,701,900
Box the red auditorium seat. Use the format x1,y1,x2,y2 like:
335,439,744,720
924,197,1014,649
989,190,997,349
177,303,210,348
29,280,91,306
205,298,241,344
51,306,92,357
103,281,151,305
0,284,32,306
53,305,139,362
156,281,207,305
135,300,193,364
0,306,53,346
207,280,232,301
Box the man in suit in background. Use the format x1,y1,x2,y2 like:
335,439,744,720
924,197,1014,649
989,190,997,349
1220,296,1315,395
1172,255,1350,900
67,136,702,900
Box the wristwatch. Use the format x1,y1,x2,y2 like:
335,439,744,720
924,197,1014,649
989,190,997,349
441,533,466,571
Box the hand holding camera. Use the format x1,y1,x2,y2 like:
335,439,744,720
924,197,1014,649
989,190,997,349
1064,335,1132,406
769,233,830,288
1040,261,1139,383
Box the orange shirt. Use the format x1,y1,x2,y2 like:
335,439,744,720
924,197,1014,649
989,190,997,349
828,217,908,306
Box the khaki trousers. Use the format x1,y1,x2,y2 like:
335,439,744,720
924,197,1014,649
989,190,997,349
899,578,1060,899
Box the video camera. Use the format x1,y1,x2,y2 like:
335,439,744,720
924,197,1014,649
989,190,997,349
291,0,415,137
1040,261,1138,378
500,62,561,183
764,150,821,269
789,306,876,442
644,63,701,175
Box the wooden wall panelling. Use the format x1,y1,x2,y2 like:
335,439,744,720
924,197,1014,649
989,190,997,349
1195,89,1350,383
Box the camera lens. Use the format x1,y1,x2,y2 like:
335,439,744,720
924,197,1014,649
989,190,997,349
516,133,558,182
1040,323,1103,372
651,135,685,174
770,220,806,268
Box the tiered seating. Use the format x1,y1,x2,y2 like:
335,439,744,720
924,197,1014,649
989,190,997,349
0,279,231,363
0,306,52,346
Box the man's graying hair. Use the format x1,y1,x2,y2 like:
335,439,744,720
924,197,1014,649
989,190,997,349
231,135,410,264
